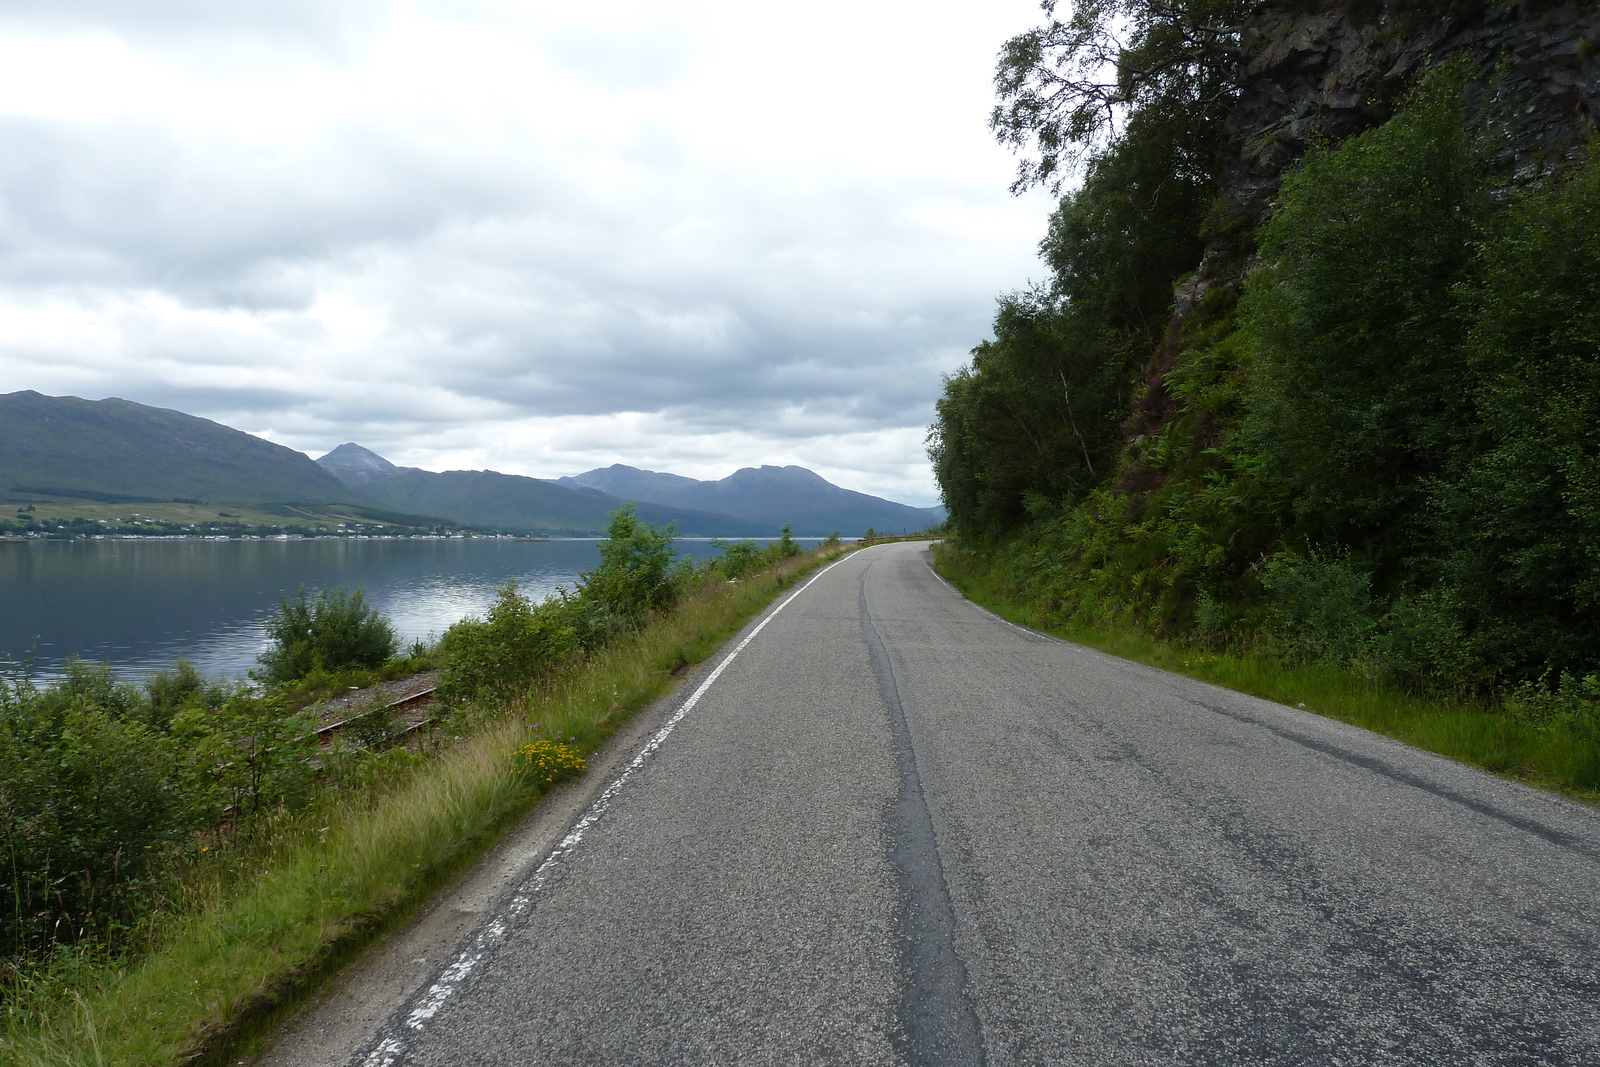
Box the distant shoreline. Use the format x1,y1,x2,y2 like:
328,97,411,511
0,533,843,543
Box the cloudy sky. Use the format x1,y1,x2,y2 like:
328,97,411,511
0,0,1055,507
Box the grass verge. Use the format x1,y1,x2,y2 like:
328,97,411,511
0,545,853,1067
933,542,1600,802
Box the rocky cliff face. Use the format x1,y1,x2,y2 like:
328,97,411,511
1136,1,1598,450
1224,0,1599,243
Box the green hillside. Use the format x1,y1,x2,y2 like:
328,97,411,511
0,391,357,505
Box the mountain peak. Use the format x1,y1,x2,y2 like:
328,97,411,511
561,464,702,496
726,464,830,487
316,443,399,487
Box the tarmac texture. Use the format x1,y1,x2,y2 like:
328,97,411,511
263,541,1600,1066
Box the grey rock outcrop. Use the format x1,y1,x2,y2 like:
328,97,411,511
1223,1,1600,249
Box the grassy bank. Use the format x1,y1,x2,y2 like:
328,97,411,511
933,543,1600,802
0,544,851,1066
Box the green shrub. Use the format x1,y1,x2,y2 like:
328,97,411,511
0,662,317,959
342,705,403,750
710,538,764,580
0,671,180,955
1505,672,1600,734
1367,588,1496,693
144,660,228,731
31,658,142,723
439,509,820,703
1259,550,1380,665
1241,67,1491,565
1434,145,1600,679
168,693,316,829
440,508,694,702
577,506,683,620
712,525,800,580
772,523,801,561
257,587,398,684
438,582,582,701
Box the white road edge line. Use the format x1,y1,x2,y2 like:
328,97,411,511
359,550,859,1067
923,559,1052,644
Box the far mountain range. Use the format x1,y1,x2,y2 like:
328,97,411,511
1,391,942,536
317,444,942,536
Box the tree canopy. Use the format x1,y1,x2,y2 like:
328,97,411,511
992,0,1252,192
937,14,1600,692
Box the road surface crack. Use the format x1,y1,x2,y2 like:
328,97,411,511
862,561,988,1067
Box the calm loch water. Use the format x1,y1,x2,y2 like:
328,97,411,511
1,537,804,682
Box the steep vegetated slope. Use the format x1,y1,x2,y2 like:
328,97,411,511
932,0,1600,693
319,444,770,537
559,463,944,535
0,391,357,505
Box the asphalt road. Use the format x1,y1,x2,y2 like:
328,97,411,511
332,541,1599,1066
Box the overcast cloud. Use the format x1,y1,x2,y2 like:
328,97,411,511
0,0,1053,506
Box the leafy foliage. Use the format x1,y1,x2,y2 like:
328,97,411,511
937,54,1600,695
709,524,802,580
1259,550,1381,665
438,582,585,702
933,72,1219,539
1242,72,1492,568
931,295,1123,535
709,537,766,579
438,509,811,702
577,505,684,621
992,0,1250,192
257,586,398,684
0,661,314,957
1435,153,1600,678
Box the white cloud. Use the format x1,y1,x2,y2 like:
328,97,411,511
0,0,1054,507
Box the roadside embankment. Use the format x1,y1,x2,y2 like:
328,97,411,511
932,542,1600,804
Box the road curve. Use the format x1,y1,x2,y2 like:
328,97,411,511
295,541,1598,1066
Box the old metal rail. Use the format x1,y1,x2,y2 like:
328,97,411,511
315,685,438,742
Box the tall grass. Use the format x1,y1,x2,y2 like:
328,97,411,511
0,546,848,1067
933,542,1600,801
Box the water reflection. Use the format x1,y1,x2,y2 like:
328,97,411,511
0,538,813,682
